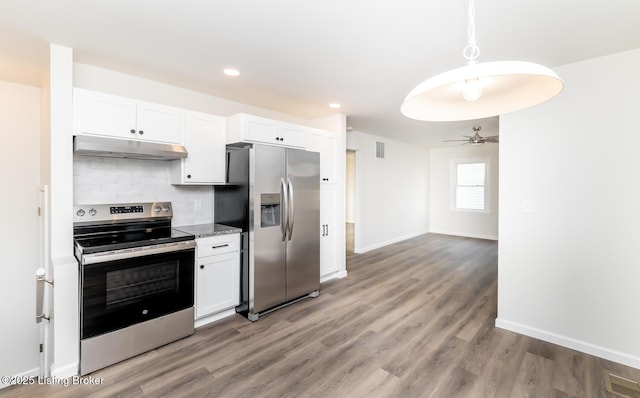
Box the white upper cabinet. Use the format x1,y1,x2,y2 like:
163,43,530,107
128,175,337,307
136,101,183,144
227,113,306,148
278,122,307,148
73,88,183,144
307,128,339,184
172,111,227,185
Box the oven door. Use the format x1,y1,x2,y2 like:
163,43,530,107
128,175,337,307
80,245,195,340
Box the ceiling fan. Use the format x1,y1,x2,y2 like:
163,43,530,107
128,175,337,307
443,126,499,145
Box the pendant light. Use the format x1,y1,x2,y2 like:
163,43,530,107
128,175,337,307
401,0,563,122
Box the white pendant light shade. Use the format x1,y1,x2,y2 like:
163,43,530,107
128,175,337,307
401,0,563,122
401,60,563,121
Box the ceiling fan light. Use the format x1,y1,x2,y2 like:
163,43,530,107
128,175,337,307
401,60,563,121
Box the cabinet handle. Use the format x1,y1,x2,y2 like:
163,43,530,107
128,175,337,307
187,174,192,179
212,244,229,249
138,130,144,135
326,224,329,236
200,265,204,269
130,129,136,134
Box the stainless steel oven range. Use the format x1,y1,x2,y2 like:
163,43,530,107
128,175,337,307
73,202,196,375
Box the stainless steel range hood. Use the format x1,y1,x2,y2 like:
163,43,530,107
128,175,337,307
73,135,187,160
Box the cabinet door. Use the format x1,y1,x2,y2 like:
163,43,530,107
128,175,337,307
75,89,137,139
320,184,339,277
320,131,338,183
196,252,239,318
308,129,339,184
278,122,306,148
245,117,278,143
136,101,183,144
182,112,227,184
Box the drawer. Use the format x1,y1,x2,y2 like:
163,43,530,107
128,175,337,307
196,234,240,257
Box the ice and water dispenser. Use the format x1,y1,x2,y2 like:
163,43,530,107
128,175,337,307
260,193,281,227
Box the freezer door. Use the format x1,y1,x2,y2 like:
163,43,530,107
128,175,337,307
252,145,287,313
285,149,320,299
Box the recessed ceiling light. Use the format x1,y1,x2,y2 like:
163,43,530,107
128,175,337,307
329,103,341,109
224,68,240,77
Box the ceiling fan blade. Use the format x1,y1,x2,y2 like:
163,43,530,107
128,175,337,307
442,139,469,142
485,136,499,143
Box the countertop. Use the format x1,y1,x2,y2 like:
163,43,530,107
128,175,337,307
174,223,242,239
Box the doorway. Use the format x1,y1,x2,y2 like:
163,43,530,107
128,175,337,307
346,150,356,255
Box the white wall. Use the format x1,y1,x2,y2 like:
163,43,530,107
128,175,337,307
429,144,499,240
347,131,429,253
0,80,42,386
497,48,640,369
73,63,334,129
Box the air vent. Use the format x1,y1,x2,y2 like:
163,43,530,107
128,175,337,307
376,141,385,158
605,371,640,398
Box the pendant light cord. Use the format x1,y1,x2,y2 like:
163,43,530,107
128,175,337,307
463,0,480,64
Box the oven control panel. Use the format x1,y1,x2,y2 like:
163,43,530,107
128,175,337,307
110,205,144,214
73,202,173,223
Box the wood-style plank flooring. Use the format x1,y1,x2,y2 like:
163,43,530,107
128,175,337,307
4,233,640,397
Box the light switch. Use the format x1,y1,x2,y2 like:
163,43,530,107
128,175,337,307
522,199,533,213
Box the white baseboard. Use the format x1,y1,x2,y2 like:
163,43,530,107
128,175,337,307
195,308,236,329
429,229,498,241
354,230,428,254
495,318,640,370
51,361,78,379
0,367,40,389
320,270,348,283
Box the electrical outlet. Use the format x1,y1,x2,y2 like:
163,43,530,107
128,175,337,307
194,199,202,211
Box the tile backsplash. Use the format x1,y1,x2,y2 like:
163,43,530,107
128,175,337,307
73,156,213,226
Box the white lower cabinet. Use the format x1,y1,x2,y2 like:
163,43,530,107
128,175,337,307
320,184,340,277
195,234,240,319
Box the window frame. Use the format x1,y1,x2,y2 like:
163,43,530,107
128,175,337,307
450,157,491,213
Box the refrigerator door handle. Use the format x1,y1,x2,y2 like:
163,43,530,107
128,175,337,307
287,177,295,240
280,177,288,241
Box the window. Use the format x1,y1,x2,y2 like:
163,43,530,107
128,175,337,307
454,161,488,211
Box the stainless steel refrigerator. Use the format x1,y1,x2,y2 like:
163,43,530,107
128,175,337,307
214,143,320,321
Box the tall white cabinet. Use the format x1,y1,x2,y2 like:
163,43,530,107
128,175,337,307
307,128,343,280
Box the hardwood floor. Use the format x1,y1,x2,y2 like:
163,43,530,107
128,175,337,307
4,233,640,397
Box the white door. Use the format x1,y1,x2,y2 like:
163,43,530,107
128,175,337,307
38,185,54,377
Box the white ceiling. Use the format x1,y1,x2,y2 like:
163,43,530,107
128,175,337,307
1,0,639,148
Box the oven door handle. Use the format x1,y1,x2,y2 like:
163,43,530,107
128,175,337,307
81,240,196,265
